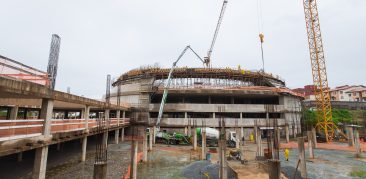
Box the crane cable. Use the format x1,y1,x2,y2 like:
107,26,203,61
257,0,265,72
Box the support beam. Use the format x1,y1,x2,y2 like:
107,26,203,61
32,98,53,179
201,129,206,160
9,105,19,120
355,130,362,158
307,131,314,159
142,130,148,162
193,127,197,150
348,127,354,147
298,137,307,179
121,128,124,142
311,126,317,148
115,130,119,144
285,124,290,143
130,141,138,179
81,136,87,162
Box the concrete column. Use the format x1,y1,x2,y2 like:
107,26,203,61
236,128,240,149
115,130,119,144
18,152,23,162
240,127,244,141
213,112,216,118
32,147,49,179
84,106,90,132
32,99,53,179
240,112,243,119
311,127,317,148
103,132,108,149
348,127,354,147
256,128,263,157
142,130,148,162
184,127,188,136
152,126,156,144
57,143,61,151
193,127,197,150
149,130,153,151
116,110,121,126
268,159,281,179
298,137,308,179
219,136,227,179
81,136,87,162
121,128,124,142
285,124,290,143
307,131,314,159
93,163,107,179
10,106,19,120
130,140,138,179
201,129,206,160
355,130,362,158
254,120,258,144
105,109,110,128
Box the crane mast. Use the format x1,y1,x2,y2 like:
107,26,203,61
303,0,334,141
204,0,228,68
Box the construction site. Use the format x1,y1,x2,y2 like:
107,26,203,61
0,0,365,179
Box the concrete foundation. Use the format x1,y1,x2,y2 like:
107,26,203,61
268,159,281,179
93,162,107,179
298,137,307,179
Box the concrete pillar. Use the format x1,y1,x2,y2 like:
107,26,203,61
219,134,227,179
103,132,108,149
213,112,216,118
348,127,354,147
307,131,314,159
184,127,188,136
152,126,156,144
193,127,197,150
268,159,281,179
32,147,49,179
32,99,53,179
256,128,263,157
236,128,240,149
10,106,19,120
18,152,23,162
298,137,308,179
130,140,138,179
116,110,121,126
84,106,90,132
285,124,290,143
105,109,110,128
56,143,61,151
254,120,258,144
201,129,206,160
115,130,119,144
93,162,107,179
149,130,153,151
81,136,87,162
121,128,124,142
311,127,317,148
142,130,148,162
355,130,362,158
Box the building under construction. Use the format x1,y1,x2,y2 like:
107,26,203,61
111,66,303,138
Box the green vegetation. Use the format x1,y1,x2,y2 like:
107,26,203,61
350,170,366,177
303,108,353,125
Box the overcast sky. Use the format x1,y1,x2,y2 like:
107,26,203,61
1,0,365,99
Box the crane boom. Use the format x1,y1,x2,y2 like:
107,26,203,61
204,0,228,68
156,46,203,130
303,0,334,141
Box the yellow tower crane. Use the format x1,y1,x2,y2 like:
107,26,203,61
303,0,335,142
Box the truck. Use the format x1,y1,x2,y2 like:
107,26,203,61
196,127,238,148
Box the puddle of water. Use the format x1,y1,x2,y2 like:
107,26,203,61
137,149,192,179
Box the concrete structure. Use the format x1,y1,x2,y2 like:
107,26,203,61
111,67,303,138
298,137,307,179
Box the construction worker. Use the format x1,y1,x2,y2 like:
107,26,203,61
284,148,290,161
250,133,254,142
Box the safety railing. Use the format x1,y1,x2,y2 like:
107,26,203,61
0,118,130,141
